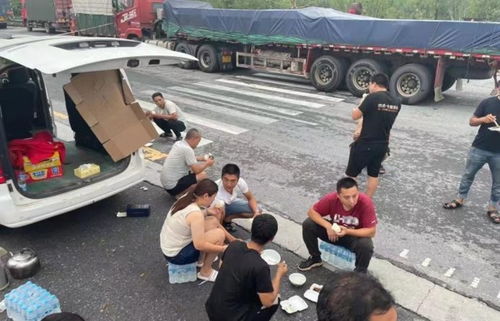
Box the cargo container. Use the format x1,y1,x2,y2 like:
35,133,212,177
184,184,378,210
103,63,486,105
25,0,72,33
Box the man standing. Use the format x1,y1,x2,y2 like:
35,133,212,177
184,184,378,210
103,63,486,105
443,85,500,224
317,271,397,321
147,92,186,140
299,177,377,273
160,128,214,197
346,73,401,197
214,164,261,231
205,214,287,321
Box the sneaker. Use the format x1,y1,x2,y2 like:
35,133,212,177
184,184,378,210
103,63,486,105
298,256,323,271
160,132,173,138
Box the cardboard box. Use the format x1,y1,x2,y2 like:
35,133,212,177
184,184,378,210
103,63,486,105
23,151,62,172
63,70,158,162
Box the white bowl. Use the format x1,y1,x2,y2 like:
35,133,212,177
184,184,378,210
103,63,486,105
261,249,281,265
289,273,307,287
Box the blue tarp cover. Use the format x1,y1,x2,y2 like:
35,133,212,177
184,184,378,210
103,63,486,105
163,0,500,55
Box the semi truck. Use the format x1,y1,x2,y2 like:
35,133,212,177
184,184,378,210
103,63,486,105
71,0,163,40
25,0,72,33
160,0,500,105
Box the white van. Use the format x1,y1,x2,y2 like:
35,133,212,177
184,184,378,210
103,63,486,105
0,36,196,227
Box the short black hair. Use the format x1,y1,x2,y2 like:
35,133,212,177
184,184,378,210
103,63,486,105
42,313,85,321
317,271,395,321
370,73,389,89
251,214,278,245
336,177,358,193
151,92,163,100
185,128,201,140
222,163,240,178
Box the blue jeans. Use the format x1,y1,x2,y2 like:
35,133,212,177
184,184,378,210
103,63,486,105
225,199,252,216
457,147,500,209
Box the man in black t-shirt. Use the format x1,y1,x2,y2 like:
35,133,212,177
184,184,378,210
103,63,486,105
205,214,288,321
346,73,401,197
443,85,500,224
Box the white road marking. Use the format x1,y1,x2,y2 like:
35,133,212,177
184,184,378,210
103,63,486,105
470,277,480,288
497,291,500,299
217,79,344,103
136,99,248,135
421,258,431,267
399,249,409,258
167,86,301,116
444,268,456,277
235,75,313,90
194,83,325,109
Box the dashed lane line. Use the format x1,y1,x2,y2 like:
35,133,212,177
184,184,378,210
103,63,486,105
444,268,456,277
399,249,409,258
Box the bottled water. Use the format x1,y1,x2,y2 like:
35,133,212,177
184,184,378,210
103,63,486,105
318,241,355,271
17,172,28,192
168,262,197,284
5,281,61,321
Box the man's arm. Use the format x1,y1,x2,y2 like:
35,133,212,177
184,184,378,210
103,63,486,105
152,112,178,121
243,191,260,215
469,114,496,127
338,226,376,238
352,107,363,120
190,158,214,174
258,262,287,307
308,207,338,242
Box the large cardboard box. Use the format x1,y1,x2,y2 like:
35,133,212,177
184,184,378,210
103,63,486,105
63,70,158,162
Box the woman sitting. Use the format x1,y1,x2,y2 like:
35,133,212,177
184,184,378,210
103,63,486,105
160,178,233,282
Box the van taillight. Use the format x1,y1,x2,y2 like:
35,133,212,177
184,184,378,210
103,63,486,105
0,169,5,183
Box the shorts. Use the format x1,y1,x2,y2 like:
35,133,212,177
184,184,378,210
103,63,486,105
346,142,388,178
164,242,200,265
225,199,252,216
166,173,197,196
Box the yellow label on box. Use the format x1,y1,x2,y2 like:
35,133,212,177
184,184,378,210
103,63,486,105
23,152,62,172
74,164,101,179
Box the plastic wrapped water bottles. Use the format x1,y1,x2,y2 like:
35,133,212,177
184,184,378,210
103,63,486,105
4,281,61,321
168,262,197,284
319,240,355,271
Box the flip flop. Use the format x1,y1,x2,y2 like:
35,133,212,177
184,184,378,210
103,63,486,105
487,210,500,224
197,270,218,282
443,200,463,209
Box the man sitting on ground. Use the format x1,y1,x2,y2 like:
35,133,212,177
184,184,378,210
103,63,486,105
146,92,186,141
317,271,397,321
299,177,377,273
213,163,261,231
205,214,287,321
160,128,214,197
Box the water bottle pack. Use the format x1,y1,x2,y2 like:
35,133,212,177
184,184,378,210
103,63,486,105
167,262,197,284
4,281,61,321
319,241,355,271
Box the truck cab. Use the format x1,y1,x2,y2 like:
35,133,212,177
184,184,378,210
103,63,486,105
115,0,164,40
0,36,195,227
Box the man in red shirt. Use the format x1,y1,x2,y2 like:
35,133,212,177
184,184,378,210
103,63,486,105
298,177,377,273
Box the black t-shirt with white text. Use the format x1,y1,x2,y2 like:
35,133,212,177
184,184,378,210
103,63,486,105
358,91,401,144
205,241,273,321
471,96,500,153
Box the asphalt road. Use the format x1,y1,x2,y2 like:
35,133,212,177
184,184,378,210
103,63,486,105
1,27,499,312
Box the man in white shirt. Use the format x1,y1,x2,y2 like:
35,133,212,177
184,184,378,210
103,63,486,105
160,128,214,197
214,163,261,231
146,92,186,141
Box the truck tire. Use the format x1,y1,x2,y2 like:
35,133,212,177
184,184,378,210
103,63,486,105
27,25,33,32
44,23,55,34
346,59,386,97
310,55,347,92
442,73,456,92
390,64,432,105
175,42,197,69
197,44,219,73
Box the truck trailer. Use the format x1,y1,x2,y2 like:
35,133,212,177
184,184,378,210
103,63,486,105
161,0,500,105
25,0,72,33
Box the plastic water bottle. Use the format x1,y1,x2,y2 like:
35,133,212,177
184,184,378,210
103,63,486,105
17,172,27,192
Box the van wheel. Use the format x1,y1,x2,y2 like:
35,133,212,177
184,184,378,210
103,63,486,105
175,42,197,69
390,64,432,105
310,55,347,92
197,44,219,73
346,59,386,97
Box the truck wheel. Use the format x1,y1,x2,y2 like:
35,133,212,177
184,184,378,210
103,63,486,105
27,24,32,32
310,56,347,92
44,23,55,34
346,59,386,97
197,44,219,73
390,64,432,105
175,42,197,69
442,73,456,92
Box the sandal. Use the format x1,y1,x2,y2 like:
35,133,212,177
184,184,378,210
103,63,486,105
443,200,463,209
487,210,500,224
197,270,218,282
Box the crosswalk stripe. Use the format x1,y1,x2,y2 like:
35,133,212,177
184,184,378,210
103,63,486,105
217,79,344,103
166,94,278,125
136,99,248,135
235,75,313,90
166,86,301,116
194,83,325,109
